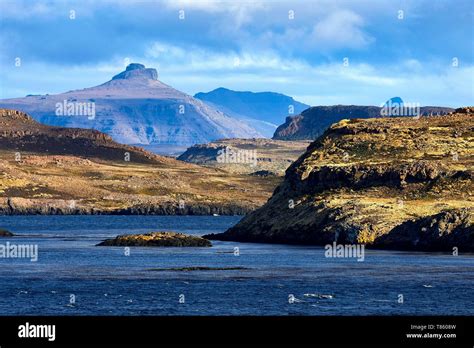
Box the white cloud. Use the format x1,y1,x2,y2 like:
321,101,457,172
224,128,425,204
145,41,308,72
140,41,474,107
162,0,265,12
0,0,54,19
5,36,470,108
311,10,374,49
161,0,265,29
2,55,472,109
162,0,223,12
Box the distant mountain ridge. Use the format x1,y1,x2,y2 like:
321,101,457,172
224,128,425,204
0,64,261,147
194,87,310,137
273,104,455,140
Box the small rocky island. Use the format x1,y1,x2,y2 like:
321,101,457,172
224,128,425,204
0,228,13,237
96,232,212,247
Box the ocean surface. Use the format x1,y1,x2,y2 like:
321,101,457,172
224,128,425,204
0,215,472,316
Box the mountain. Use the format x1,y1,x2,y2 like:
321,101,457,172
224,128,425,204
205,108,474,251
194,87,310,137
0,64,261,148
273,105,455,140
0,108,278,215
177,138,310,175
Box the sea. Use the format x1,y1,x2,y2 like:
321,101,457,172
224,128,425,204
0,215,472,315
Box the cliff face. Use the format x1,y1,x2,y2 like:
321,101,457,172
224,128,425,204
206,108,474,251
273,105,454,140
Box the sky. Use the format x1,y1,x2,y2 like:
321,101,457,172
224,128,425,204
0,0,473,106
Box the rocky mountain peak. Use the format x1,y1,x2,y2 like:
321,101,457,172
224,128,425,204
112,63,158,81
126,63,146,71
0,64,262,147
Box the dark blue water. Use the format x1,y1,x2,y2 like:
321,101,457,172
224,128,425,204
0,215,472,315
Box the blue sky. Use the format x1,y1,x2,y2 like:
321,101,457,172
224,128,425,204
0,0,473,106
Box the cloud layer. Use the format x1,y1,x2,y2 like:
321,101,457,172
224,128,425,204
0,0,472,106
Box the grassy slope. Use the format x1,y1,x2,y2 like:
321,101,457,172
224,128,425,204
0,109,280,214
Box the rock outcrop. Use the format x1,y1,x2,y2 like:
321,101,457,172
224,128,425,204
97,232,211,247
111,63,158,81
205,109,474,251
373,209,473,251
0,229,13,237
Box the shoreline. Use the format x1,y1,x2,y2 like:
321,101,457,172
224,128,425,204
1,214,473,254
0,202,253,216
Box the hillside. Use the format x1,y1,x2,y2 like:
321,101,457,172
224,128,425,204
0,109,279,215
0,109,168,164
273,105,454,140
177,138,311,175
0,64,261,148
205,108,474,251
195,87,309,137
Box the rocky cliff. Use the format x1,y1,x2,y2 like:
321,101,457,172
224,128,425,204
205,108,474,251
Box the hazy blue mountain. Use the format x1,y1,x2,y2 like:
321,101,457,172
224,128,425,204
0,64,261,147
194,87,310,137
273,104,454,140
